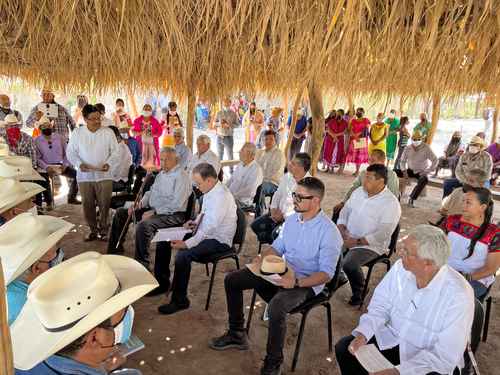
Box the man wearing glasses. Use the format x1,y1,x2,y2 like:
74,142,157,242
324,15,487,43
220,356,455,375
338,164,401,306
209,177,342,375
173,127,192,170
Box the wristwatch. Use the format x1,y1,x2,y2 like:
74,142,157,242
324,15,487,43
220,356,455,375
294,278,300,288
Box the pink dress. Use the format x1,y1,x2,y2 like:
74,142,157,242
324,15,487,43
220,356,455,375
132,116,162,167
346,117,370,166
323,118,347,166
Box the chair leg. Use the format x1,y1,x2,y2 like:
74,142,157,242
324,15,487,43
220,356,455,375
482,296,492,342
325,303,333,352
246,290,257,334
385,259,391,272
234,255,240,270
291,311,309,372
205,262,218,311
359,265,374,311
205,263,210,277
258,242,262,255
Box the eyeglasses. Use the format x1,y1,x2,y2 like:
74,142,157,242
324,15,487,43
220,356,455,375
292,192,314,202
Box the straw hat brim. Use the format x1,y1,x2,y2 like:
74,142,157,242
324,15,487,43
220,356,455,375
11,253,159,370
0,182,45,214
0,157,45,181
246,261,295,281
0,214,74,285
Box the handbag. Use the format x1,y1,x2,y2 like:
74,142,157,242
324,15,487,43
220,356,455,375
353,137,367,149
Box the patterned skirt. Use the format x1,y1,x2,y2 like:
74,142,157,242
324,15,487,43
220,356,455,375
346,137,369,165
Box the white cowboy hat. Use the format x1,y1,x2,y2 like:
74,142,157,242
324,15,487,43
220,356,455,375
0,213,73,285
0,142,9,157
0,156,44,181
11,251,159,370
246,255,295,281
469,135,486,148
34,115,51,128
0,178,45,214
0,113,20,127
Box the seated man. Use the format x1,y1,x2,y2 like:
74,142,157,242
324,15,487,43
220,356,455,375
251,152,311,244
335,225,474,375
173,127,192,170
157,163,237,315
394,130,438,207
108,125,133,190
255,130,285,216
188,134,221,176
12,251,158,374
226,142,263,209
0,177,44,225
107,147,191,290
1,114,36,169
1,213,71,325
338,164,401,305
209,177,342,375
332,149,399,222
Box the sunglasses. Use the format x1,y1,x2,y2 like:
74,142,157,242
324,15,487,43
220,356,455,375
292,192,314,202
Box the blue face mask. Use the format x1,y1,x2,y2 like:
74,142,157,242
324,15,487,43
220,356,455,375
49,248,65,268
114,306,135,345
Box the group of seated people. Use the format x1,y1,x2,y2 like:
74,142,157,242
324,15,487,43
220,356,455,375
1,103,500,375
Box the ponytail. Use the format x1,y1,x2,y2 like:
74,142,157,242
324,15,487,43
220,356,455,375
464,187,494,259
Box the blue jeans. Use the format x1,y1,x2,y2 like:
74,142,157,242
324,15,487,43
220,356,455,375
443,178,462,198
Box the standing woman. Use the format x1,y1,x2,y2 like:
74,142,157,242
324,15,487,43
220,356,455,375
384,109,400,165
132,104,162,169
393,116,410,170
112,98,133,128
323,109,348,173
346,107,370,176
368,112,388,155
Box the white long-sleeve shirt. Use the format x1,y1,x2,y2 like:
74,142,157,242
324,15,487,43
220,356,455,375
354,260,474,375
66,126,120,182
185,182,237,248
226,160,263,206
338,187,401,255
270,172,311,218
112,142,133,182
255,146,285,186
188,149,221,176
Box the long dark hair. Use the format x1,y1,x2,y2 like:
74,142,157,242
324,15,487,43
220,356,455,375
464,186,494,259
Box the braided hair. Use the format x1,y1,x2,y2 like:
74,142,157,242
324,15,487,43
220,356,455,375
464,186,494,259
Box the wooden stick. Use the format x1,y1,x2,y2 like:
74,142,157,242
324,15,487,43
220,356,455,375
127,91,139,119
284,88,305,160
186,90,196,150
0,258,14,375
426,94,441,145
491,106,499,145
308,81,326,177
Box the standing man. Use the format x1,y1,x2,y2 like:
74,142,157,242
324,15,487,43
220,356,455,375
215,98,240,171
67,104,120,241
26,89,76,141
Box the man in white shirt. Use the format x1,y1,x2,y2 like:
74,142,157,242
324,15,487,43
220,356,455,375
108,125,133,187
338,164,401,305
251,152,311,244
158,162,237,315
188,134,221,176
227,142,263,208
67,104,120,241
173,127,192,170
255,130,285,216
335,225,474,375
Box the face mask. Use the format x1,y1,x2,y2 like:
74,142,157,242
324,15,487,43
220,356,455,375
469,146,480,154
412,140,422,147
142,110,152,117
113,306,135,345
49,248,65,268
41,128,52,136
169,110,177,116
356,112,362,118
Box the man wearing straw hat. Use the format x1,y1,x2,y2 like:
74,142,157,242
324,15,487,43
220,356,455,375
0,114,37,169
26,88,76,141
0,94,23,127
210,177,342,375
11,251,158,374
0,177,44,225
1,213,72,325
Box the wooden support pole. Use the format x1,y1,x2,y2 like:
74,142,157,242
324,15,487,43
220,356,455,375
399,95,407,115
308,81,325,177
0,259,14,375
186,91,196,150
491,107,499,144
347,95,354,115
127,91,139,119
426,94,441,145
284,89,304,160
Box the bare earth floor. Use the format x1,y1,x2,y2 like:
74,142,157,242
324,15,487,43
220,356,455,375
53,170,500,375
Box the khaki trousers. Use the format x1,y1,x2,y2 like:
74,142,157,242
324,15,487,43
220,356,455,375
79,180,113,235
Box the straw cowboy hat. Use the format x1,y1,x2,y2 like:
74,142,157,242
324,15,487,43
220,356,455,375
0,178,45,214
247,255,295,280
0,142,9,157
469,135,486,148
0,213,73,285
0,155,44,181
34,115,51,128
0,113,20,127
11,251,159,370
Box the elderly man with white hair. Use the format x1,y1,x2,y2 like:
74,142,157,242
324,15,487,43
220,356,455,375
173,127,192,170
335,224,475,375
188,134,221,176
226,142,263,208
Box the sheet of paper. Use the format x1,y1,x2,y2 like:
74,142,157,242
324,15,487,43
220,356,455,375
354,344,395,373
117,335,145,357
151,227,191,242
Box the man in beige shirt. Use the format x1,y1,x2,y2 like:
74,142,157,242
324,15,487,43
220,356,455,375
255,130,285,216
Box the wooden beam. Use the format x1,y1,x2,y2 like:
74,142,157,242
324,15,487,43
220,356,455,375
186,91,196,150
399,95,407,115
491,107,499,144
284,89,304,160
308,81,325,177
127,91,139,119
347,95,354,115
426,94,441,145
0,259,14,375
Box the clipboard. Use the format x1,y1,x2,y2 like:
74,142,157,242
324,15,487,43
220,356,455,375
37,103,58,119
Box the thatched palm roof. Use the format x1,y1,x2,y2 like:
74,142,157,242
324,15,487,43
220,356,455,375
0,0,498,99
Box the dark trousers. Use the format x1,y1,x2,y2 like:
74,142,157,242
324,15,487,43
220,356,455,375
132,166,149,196
289,137,304,160
394,168,428,200
225,268,314,364
250,214,281,244
35,167,78,206
255,182,278,217
443,178,462,198
342,248,379,300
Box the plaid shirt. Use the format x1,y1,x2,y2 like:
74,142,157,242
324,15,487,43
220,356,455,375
5,132,37,169
26,102,76,140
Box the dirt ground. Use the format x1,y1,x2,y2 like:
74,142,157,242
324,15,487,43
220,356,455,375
53,169,499,375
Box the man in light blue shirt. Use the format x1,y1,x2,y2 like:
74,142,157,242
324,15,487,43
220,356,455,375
209,176,343,375
107,147,192,292
173,128,192,170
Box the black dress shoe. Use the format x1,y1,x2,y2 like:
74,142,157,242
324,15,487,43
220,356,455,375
146,286,169,297
158,300,190,315
209,330,249,351
84,232,99,242
68,198,82,205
